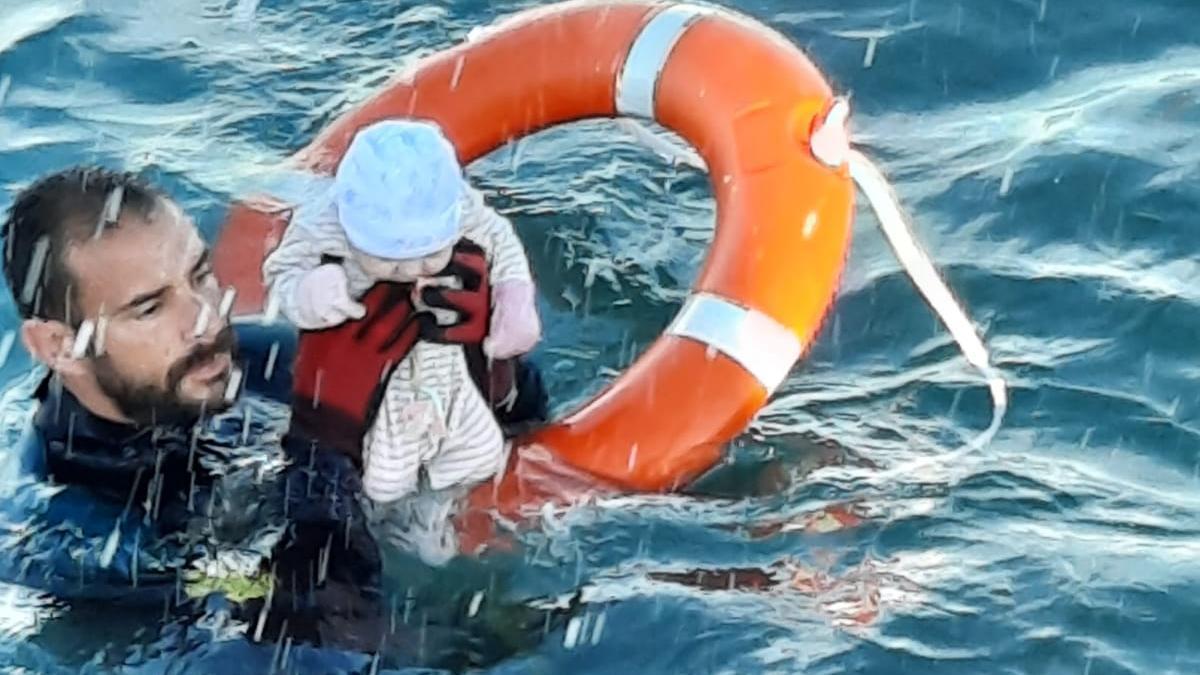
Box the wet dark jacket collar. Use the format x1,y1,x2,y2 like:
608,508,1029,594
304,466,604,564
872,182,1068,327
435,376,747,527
33,377,152,448
31,376,212,511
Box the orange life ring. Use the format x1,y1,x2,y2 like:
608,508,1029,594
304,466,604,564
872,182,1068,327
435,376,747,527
214,1,854,521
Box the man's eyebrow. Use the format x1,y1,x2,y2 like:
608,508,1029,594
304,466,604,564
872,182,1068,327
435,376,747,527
189,248,211,276
118,246,209,313
118,243,207,312
120,285,169,312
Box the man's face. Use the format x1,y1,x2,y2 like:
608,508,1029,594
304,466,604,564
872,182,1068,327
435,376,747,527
66,200,236,425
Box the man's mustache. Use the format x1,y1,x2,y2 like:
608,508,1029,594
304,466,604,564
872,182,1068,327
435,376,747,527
166,325,237,390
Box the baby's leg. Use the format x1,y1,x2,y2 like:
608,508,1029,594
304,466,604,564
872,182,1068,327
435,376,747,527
428,346,508,489
366,478,468,568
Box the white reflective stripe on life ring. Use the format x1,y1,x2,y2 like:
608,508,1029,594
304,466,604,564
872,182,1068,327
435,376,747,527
666,292,803,394
615,4,711,119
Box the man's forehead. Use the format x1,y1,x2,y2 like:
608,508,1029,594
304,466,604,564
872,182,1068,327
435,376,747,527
66,201,202,311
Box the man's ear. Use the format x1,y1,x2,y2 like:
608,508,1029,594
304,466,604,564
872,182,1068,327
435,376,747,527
20,318,87,377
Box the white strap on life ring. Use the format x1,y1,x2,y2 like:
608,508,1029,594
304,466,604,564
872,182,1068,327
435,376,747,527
666,293,803,394
615,4,711,119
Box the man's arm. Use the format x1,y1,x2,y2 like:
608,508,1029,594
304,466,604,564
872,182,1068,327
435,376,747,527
0,477,187,603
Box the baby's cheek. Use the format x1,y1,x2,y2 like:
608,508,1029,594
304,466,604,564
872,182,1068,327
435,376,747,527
423,249,454,274
359,258,393,279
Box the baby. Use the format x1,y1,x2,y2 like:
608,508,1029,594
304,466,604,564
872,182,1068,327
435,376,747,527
263,119,541,563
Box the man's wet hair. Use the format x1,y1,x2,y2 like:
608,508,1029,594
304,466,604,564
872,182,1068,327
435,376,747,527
2,166,165,324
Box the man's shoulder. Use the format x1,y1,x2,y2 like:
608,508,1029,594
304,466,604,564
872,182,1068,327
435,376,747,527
232,319,297,404
0,369,49,486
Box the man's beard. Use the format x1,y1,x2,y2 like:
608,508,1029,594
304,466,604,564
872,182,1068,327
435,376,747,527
92,326,238,427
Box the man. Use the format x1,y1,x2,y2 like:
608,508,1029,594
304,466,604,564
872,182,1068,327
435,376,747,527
0,166,558,670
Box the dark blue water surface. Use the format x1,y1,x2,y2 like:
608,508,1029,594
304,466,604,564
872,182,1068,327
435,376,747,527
2,0,1200,672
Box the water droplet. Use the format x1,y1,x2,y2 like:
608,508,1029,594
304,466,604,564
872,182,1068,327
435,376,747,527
590,610,606,645
264,341,279,380
241,410,252,445
510,136,526,172
467,590,484,617
223,367,244,403
0,75,10,108
20,236,49,306
94,314,109,356
99,521,121,569
802,212,819,239
218,287,236,320
192,302,212,338
95,186,123,239
269,618,290,670
450,55,466,91
70,319,95,359
131,533,140,588
263,292,282,325
999,167,1014,196
863,38,878,68
279,636,294,671
563,616,582,649
319,533,332,584
583,259,599,290
312,370,324,408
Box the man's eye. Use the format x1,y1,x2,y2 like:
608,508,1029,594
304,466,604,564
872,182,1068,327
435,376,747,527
194,266,216,284
137,302,161,318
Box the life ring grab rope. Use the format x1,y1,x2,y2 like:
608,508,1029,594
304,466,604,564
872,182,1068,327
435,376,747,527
845,148,1008,452
812,95,1008,457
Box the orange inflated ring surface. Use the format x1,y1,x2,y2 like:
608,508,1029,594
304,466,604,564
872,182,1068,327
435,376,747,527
213,1,854,520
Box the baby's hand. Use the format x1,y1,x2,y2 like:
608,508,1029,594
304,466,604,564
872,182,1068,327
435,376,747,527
485,279,541,359
293,264,366,329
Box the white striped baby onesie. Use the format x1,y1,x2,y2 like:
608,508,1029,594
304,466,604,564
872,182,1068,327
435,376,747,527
359,341,507,566
361,340,506,499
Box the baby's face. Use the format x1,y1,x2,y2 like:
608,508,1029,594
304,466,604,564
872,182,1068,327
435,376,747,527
353,245,454,283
